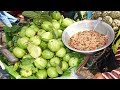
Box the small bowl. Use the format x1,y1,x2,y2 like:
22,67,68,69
62,20,115,54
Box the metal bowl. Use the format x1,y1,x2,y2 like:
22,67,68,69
62,20,115,54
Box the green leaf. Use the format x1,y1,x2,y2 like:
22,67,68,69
4,32,12,43
10,25,21,32
21,58,34,66
113,29,120,45
26,75,38,79
3,26,11,32
3,25,21,43
12,35,20,43
19,58,34,70
3,25,21,33
4,63,21,79
62,68,71,76
40,15,52,22
22,11,40,19
33,19,42,25
34,11,42,15
13,62,20,71
112,39,120,54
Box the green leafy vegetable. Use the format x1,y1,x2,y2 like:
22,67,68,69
3,25,21,43
22,11,40,19
13,62,20,71
4,63,21,79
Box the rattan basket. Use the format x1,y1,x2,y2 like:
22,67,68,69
76,47,119,79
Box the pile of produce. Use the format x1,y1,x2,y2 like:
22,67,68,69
91,11,120,31
91,11,120,55
1,11,85,79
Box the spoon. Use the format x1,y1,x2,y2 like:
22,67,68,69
93,17,102,31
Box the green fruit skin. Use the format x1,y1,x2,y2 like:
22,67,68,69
47,67,58,78
20,69,32,77
42,49,54,59
69,57,79,67
40,41,48,50
48,39,61,52
7,41,12,48
61,61,69,71
50,57,60,67
30,36,41,46
36,69,47,79
27,44,42,58
37,29,46,37
58,30,63,38
23,54,32,59
57,38,64,47
56,66,63,74
52,20,60,30
19,26,28,37
52,11,61,20
17,37,29,49
51,29,59,39
13,47,26,58
56,47,66,57
61,18,74,27
29,24,39,32
63,54,71,62
34,57,47,69
41,32,53,42
25,28,36,37
14,42,18,47
33,19,41,25
41,21,53,31
46,61,51,69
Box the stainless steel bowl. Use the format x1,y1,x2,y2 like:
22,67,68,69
62,20,115,54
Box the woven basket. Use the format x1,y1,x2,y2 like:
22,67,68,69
76,47,119,79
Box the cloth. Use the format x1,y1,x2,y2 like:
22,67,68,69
0,11,18,27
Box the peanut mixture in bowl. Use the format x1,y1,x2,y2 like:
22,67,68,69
68,30,108,51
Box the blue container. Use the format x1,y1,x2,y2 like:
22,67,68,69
87,11,92,19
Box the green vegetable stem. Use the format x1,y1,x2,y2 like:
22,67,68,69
4,63,21,79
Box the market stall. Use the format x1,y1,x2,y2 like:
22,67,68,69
0,11,120,79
